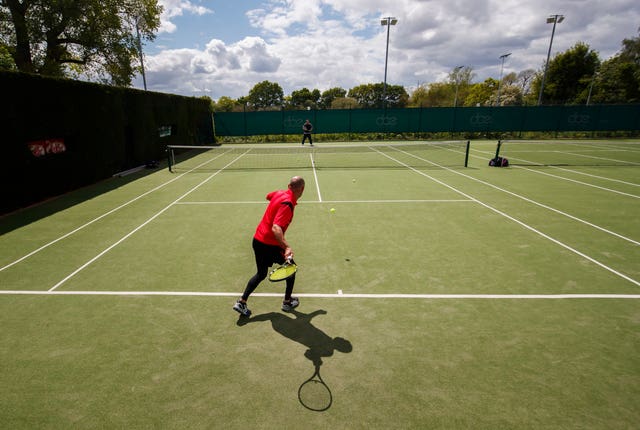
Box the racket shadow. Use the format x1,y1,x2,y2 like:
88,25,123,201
236,309,352,411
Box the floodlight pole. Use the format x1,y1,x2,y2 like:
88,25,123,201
586,64,599,105
496,53,511,106
135,18,147,91
381,17,397,108
538,14,564,105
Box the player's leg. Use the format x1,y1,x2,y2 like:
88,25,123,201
243,239,273,298
282,271,299,312
234,239,272,316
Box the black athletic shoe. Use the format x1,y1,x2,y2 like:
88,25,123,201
233,299,251,317
282,297,299,312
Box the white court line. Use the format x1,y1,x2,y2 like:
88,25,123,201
562,151,640,166
310,152,323,202
175,199,473,205
47,152,249,292
545,166,640,187
376,147,640,287
472,145,640,194
469,147,640,187
1,290,639,299
451,149,640,246
515,166,640,199
1,148,236,273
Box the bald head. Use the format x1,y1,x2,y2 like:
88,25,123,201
288,176,305,199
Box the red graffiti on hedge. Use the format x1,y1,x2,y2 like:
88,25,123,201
28,139,66,157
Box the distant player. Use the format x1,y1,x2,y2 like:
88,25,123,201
301,119,313,146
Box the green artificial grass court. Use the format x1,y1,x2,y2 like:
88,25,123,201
1,140,639,428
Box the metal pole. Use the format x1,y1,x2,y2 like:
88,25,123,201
496,54,510,106
538,15,564,105
586,72,596,105
136,19,147,91
380,17,397,108
383,19,391,107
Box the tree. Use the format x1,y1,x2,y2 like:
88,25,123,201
532,42,600,104
408,84,428,107
620,28,640,64
409,67,474,107
448,66,474,107
588,57,640,103
383,84,409,107
247,80,284,110
212,96,240,112
347,84,376,108
331,97,358,109
464,78,499,107
493,72,523,106
409,82,450,107
516,69,536,98
0,44,15,70
348,82,408,108
0,0,161,85
319,87,346,109
288,87,321,109
588,28,640,104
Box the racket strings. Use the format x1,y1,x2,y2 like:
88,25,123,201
268,263,297,281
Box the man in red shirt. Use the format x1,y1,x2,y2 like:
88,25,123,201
233,176,306,317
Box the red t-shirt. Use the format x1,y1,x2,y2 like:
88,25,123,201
254,189,298,247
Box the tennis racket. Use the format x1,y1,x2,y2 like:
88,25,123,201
268,259,297,282
298,363,332,412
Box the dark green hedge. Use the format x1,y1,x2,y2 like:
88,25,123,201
1,71,213,213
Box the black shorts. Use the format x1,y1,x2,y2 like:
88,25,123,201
252,238,286,269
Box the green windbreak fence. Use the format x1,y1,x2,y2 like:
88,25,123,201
213,105,640,136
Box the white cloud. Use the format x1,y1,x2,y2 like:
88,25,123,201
138,0,640,99
158,0,213,34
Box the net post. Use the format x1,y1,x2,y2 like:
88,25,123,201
166,146,173,172
494,140,502,159
464,140,470,167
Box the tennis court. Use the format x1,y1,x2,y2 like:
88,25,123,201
1,140,639,428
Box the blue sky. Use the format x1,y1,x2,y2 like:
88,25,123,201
152,2,259,51
134,0,640,100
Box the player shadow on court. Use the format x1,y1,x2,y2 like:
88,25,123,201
236,309,352,411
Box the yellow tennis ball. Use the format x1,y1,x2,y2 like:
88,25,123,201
330,208,336,213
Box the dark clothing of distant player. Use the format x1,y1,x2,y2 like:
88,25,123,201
302,120,313,145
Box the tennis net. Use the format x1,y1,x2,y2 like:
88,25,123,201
166,141,471,172
495,140,640,167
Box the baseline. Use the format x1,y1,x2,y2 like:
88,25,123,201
1,290,639,299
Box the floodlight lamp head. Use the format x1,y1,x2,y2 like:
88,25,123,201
547,15,564,24
381,17,397,26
